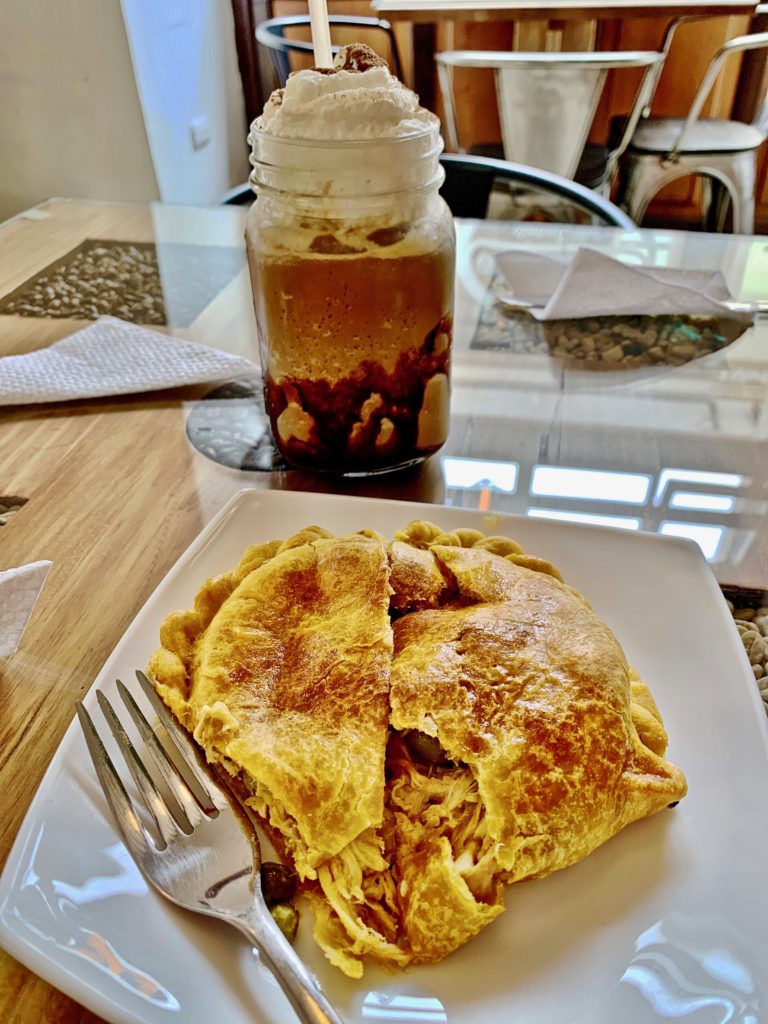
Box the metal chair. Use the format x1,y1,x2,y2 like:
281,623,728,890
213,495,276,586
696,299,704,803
617,29,768,233
435,50,665,193
218,153,635,228
255,15,403,86
439,153,633,226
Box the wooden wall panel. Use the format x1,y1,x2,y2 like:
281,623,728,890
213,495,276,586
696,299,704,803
435,20,515,148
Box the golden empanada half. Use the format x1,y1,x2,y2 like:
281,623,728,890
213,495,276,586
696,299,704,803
389,542,687,892
150,530,393,875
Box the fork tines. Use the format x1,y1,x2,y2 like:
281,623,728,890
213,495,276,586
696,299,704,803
76,670,218,852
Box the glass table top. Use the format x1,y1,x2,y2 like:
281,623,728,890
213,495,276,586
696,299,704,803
447,220,768,590
1,200,767,589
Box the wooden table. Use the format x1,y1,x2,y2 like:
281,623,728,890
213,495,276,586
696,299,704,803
1,198,767,1022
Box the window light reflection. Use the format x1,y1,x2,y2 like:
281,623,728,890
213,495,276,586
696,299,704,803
654,469,744,506
527,508,642,530
700,950,755,994
623,958,746,1020
659,521,724,561
362,992,448,1023
442,457,518,494
669,492,736,513
531,466,651,505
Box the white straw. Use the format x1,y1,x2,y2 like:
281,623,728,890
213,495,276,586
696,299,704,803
308,0,333,68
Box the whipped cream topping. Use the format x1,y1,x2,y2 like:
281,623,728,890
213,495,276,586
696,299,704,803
256,44,438,140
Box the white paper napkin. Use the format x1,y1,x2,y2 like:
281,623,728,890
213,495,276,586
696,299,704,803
0,317,259,405
496,248,750,322
0,561,51,657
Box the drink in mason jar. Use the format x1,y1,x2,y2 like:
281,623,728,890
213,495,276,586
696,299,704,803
245,45,455,475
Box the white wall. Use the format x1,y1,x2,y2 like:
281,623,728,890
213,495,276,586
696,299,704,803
0,0,251,221
120,0,250,205
0,0,159,221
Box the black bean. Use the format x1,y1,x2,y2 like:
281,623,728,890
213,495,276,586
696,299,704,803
404,730,453,766
261,861,298,907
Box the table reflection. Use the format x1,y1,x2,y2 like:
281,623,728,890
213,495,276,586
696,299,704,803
160,213,768,589
444,223,768,588
438,453,756,569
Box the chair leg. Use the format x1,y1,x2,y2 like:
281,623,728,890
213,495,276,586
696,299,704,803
713,181,731,232
700,176,713,231
620,158,687,226
706,175,751,234
732,191,755,234
621,151,757,234
703,151,757,234
702,177,731,232
729,152,757,234
619,163,658,225
594,178,611,200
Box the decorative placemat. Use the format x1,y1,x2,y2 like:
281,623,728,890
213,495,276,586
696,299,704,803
470,270,742,369
0,496,28,526
721,586,768,714
0,239,245,328
470,270,548,354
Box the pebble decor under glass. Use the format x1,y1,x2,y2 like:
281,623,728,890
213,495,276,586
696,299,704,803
471,269,748,369
721,590,768,715
0,496,27,526
0,239,246,328
0,241,166,324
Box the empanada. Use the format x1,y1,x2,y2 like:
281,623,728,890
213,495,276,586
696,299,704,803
149,521,687,978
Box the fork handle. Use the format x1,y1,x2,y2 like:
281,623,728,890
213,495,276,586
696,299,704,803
232,911,345,1024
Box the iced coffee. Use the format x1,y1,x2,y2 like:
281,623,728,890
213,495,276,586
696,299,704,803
245,45,455,475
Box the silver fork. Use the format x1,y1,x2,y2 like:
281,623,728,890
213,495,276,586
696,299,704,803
75,669,343,1024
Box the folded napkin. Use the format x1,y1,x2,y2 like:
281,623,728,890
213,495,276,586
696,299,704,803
496,248,750,322
0,561,51,657
0,317,259,405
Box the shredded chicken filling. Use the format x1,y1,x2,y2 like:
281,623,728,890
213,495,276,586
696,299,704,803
389,740,501,901
316,829,407,965
236,769,407,966
221,734,499,972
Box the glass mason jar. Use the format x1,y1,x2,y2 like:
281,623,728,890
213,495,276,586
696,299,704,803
245,123,455,476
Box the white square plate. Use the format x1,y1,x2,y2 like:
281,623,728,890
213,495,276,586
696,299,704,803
2,489,767,1024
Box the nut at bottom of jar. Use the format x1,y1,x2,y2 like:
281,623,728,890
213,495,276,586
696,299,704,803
265,319,451,475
